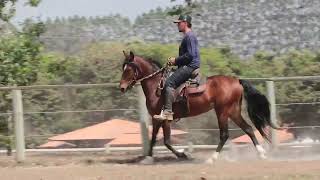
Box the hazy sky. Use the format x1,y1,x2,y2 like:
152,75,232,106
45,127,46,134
13,0,184,24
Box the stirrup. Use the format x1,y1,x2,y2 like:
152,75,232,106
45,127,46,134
153,110,173,121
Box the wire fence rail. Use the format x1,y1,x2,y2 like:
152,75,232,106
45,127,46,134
0,75,320,162
1,124,320,140
2,142,320,155
0,75,319,91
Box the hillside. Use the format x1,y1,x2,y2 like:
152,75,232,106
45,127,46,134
41,0,320,56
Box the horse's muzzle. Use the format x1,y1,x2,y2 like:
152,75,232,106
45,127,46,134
120,80,135,93
119,83,128,93
120,87,126,93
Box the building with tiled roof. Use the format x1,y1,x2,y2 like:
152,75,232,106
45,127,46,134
39,119,187,148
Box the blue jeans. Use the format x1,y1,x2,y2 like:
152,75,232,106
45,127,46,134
163,66,195,111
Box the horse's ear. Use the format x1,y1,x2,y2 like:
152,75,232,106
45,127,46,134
123,50,128,59
129,51,134,61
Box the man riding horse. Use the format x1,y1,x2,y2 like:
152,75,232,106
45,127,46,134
153,14,200,121
120,15,278,164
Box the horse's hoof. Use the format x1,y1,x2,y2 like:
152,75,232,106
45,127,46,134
184,152,193,159
177,152,189,160
259,153,267,160
140,156,154,165
205,158,214,164
256,145,266,154
212,152,219,160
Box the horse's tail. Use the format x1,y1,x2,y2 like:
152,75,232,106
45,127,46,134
239,79,280,143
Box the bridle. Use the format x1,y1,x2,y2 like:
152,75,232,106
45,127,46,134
122,61,167,88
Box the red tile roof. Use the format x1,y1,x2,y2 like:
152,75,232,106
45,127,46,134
49,119,142,141
109,130,186,146
43,119,187,147
38,141,76,148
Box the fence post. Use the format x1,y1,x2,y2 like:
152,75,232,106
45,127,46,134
138,86,150,156
187,141,194,153
104,144,111,154
12,89,25,162
266,81,278,148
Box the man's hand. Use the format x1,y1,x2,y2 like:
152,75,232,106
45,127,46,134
167,57,176,66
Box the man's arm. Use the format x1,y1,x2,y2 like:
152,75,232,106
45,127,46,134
175,35,197,66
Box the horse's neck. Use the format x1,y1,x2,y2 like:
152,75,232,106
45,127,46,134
140,72,162,101
135,57,162,111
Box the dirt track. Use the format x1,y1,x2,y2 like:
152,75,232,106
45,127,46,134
1,161,320,180
1,146,320,180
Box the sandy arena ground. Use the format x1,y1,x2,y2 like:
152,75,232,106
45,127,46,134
1,145,320,180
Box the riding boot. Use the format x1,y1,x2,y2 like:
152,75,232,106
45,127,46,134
153,87,174,121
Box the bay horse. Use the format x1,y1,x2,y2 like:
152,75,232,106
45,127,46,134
119,51,278,164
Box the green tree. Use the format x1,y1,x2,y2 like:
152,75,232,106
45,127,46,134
0,0,41,21
0,0,43,153
0,23,44,85
168,0,199,16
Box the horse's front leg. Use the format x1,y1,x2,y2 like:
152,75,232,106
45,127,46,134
163,120,188,159
140,119,162,165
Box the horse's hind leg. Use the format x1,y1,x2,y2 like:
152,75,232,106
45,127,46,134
162,120,188,159
230,105,267,159
206,108,230,163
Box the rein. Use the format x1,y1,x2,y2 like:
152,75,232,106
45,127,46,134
135,66,166,83
123,61,169,88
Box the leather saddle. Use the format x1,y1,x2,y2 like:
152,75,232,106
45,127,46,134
175,68,206,96
157,68,207,116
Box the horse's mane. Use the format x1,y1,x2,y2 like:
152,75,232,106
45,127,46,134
145,57,162,71
122,54,162,72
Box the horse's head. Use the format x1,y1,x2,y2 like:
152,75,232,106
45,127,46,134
119,50,141,93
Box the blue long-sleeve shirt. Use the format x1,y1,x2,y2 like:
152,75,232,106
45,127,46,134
175,31,200,69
